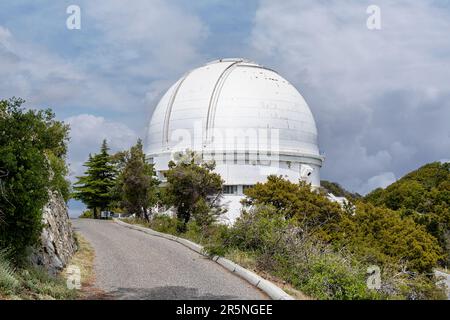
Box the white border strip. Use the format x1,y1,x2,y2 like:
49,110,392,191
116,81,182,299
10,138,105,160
113,219,294,300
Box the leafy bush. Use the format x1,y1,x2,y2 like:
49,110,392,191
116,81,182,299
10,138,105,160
298,253,373,300
47,152,71,202
205,205,379,299
242,176,344,241
230,204,445,299
365,162,450,265
127,173,447,300
154,215,180,235
337,202,443,273
163,150,225,231
0,98,70,259
144,215,179,236
79,210,94,219
0,249,76,299
225,205,288,252
0,250,19,293
18,266,76,300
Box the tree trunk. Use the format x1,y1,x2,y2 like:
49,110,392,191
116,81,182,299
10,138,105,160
143,207,150,222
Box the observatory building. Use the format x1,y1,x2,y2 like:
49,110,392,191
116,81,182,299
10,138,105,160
146,58,324,222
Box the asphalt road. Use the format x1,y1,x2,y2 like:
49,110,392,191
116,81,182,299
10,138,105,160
72,219,267,300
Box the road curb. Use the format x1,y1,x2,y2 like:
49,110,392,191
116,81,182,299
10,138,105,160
113,219,294,300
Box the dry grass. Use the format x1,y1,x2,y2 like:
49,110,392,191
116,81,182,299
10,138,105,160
0,233,100,300
62,232,108,299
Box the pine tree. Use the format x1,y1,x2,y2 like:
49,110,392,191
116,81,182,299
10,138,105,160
73,140,117,218
115,139,158,221
164,150,225,232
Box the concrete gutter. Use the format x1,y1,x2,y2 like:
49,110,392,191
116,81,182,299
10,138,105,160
113,218,294,300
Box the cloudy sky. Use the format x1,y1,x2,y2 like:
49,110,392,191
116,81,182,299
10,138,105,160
1,1,449,215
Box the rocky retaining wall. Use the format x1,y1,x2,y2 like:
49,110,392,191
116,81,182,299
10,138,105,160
30,191,77,275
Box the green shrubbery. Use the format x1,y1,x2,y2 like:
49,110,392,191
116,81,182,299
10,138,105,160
242,177,344,241
0,98,70,260
79,210,94,219
365,162,450,265
203,205,378,299
115,152,448,300
0,250,75,300
213,203,445,300
337,203,442,273
129,172,446,300
148,215,179,235
297,253,372,300
0,98,81,299
0,250,19,292
163,151,225,232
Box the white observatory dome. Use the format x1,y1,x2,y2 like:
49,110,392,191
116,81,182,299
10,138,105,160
146,58,324,222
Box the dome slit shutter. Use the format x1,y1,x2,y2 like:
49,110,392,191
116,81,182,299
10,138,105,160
162,71,193,147
205,60,242,145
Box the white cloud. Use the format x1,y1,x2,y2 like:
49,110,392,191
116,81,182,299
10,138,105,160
0,24,136,111
84,0,208,77
65,114,138,179
250,0,450,193
361,172,397,195
0,25,11,41
0,1,209,114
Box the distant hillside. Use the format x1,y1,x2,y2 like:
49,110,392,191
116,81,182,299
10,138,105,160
365,162,449,210
320,180,362,200
365,162,450,265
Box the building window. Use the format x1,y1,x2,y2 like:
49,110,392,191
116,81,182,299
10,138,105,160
223,185,238,195
242,185,254,193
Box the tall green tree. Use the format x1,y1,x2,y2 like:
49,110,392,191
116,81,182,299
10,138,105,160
73,140,117,218
114,139,158,221
163,150,225,231
0,98,69,259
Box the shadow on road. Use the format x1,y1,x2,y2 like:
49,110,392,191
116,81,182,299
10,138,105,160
106,286,237,300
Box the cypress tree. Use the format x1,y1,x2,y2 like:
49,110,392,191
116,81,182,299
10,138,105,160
73,140,117,218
